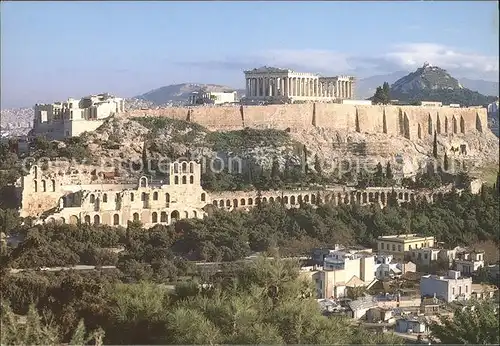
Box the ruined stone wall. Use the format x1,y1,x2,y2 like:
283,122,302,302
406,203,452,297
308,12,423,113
124,104,488,137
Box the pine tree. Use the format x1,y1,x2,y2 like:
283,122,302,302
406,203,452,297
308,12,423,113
443,152,449,171
432,131,438,158
382,82,391,104
313,154,322,176
386,162,394,180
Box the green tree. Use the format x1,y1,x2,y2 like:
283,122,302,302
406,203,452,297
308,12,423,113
372,82,391,105
433,131,438,158
428,300,499,344
386,162,394,180
443,152,449,171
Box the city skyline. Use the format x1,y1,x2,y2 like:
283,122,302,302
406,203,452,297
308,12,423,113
1,1,498,108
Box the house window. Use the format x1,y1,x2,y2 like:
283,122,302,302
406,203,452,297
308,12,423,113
398,245,402,252
424,253,428,259
380,243,384,250
392,244,396,251
452,287,455,295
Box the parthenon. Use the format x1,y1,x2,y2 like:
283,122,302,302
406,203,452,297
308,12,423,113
244,66,355,103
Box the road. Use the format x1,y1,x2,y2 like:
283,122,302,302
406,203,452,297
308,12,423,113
9,265,117,273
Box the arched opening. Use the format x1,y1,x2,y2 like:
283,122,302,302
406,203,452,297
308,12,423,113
460,116,465,133
283,196,289,204
248,198,253,205
84,215,91,224
70,215,78,225
34,180,37,193
184,211,189,219
171,210,180,221
113,214,120,225
189,175,194,184
233,199,238,207
290,196,296,205
452,116,457,134
173,163,179,173
269,197,275,203
42,180,47,192
311,194,316,204
304,195,309,203
189,162,194,173
201,193,206,202
219,199,224,206
182,162,188,173
428,114,433,135
436,113,441,134
262,197,267,203
140,177,147,188
193,210,197,218
153,191,158,200
362,192,367,203
152,212,158,223
398,192,403,199
417,124,422,139
298,195,303,204
240,198,246,206
174,176,179,184
133,213,140,222
103,194,108,203
213,200,218,207
130,193,134,202
51,179,56,192
166,193,170,207
476,113,483,133
226,200,231,207
93,215,100,225
34,166,38,178
182,176,187,184
59,217,65,224
404,193,409,201
160,212,168,222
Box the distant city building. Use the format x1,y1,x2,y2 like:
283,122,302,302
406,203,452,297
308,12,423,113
420,270,472,303
376,234,436,261
454,250,485,275
420,101,443,107
188,90,237,105
243,66,355,103
32,93,124,140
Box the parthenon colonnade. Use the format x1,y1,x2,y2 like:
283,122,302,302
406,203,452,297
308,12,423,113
243,66,355,101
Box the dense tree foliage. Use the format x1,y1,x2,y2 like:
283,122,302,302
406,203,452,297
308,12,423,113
372,82,391,105
428,300,499,344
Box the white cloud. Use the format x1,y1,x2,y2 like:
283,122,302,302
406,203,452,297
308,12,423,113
238,43,498,80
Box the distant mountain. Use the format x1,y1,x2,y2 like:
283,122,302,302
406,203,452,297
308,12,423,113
356,71,498,99
135,83,245,105
388,63,497,106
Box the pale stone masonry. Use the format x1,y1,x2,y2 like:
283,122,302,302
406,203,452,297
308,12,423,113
243,66,355,102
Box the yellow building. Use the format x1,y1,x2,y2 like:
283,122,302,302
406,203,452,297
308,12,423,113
377,234,435,261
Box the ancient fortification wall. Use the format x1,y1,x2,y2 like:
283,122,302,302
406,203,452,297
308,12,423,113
124,104,488,138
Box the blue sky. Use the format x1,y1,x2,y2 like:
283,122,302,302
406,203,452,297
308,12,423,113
1,1,498,108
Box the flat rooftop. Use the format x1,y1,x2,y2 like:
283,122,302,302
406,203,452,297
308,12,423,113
378,234,434,242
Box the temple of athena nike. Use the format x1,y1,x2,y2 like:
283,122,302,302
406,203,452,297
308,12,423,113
243,66,355,103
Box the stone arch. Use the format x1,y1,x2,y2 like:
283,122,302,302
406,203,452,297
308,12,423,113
174,176,179,184
344,194,349,204
161,212,168,222
381,192,386,205
139,176,148,188
42,180,47,192
59,217,66,224
428,113,433,135
337,193,342,204
33,180,38,193
233,199,239,207
248,198,253,205
298,195,303,204
173,162,179,173
283,196,288,204
113,213,120,225
201,193,206,202
69,215,78,225
398,192,403,199
141,192,147,201
182,162,188,173
226,199,231,207
452,116,457,134
130,193,134,202
276,196,281,203
417,124,422,139
165,193,170,206
153,191,158,200
193,210,197,218
47,217,55,224
290,196,296,205
304,195,309,203
102,193,108,203
460,116,465,133
356,192,361,204
362,192,368,203
404,192,409,201
262,197,267,203
213,200,218,207
375,192,380,201
219,199,224,206
171,210,180,221
84,215,91,224
403,112,410,139
133,212,140,222
189,162,194,173
436,113,441,134
33,165,39,178
269,197,275,203
51,179,56,192
240,198,246,206
152,212,158,223
311,194,316,204
189,175,194,184
182,176,187,184
184,211,189,219
231,159,241,173
93,215,100,225
476,113,483,133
